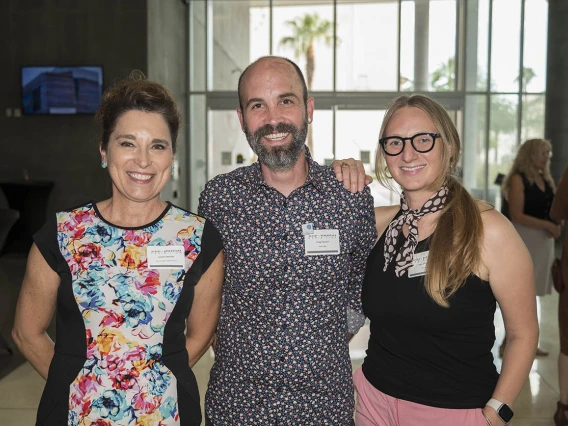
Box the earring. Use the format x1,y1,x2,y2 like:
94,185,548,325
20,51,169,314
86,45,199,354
101,161,107,169
171,166,175,176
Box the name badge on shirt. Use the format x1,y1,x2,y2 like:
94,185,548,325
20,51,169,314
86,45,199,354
305,229,340,256
408,250,429,278
147,246,185,269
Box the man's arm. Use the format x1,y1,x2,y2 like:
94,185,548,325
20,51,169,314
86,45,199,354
198,178,224,227
346,189,377,336
197,177,228,353
331,158,373,193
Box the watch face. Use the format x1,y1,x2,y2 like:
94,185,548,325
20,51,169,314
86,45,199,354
498,404,514,422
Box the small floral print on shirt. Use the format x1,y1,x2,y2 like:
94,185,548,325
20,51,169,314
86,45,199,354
199,149,376,425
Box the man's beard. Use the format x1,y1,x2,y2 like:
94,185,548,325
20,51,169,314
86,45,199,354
244,119,308,172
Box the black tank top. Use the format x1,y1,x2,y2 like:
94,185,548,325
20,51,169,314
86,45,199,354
361,211,499,409
501,173,554,220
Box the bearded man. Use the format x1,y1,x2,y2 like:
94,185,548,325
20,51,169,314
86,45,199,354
199,56,376,426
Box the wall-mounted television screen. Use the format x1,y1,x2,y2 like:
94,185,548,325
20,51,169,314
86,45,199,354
21,66,103,115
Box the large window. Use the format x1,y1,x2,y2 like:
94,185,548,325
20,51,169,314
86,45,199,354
336,1,399,91
187,0,548,210
462,0,548,205
273,1,335,91
400,0,458,92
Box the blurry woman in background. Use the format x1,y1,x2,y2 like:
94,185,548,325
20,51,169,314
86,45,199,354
501,138,560,356
355,94,538,426
550,167,568,426
12,73,224,426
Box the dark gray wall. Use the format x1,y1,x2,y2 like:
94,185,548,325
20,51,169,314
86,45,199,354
0,0,148,212
545,0,568,184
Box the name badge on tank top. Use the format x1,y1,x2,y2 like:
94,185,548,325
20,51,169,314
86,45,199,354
408,250,429,278
147,246,185,269
305,229,340,256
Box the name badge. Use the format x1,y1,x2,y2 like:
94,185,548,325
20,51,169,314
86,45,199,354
408,250,429,278
305,229,340,256
147,246,185,269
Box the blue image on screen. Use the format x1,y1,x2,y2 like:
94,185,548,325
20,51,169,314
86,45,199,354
21,66,103,115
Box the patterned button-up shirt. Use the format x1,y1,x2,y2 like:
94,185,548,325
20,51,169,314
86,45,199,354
199,150,376,425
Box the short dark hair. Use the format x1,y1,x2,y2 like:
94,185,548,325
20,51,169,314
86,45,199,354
96,71,181,153
237,56,309,110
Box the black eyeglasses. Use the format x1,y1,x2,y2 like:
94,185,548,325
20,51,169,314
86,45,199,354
379,132,440,156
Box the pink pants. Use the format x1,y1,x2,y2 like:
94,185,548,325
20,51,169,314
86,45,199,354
353,368,488,426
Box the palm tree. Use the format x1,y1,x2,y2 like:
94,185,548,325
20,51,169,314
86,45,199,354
516,67,544,140
280,13,334,153
280,13,333,90
430,57,455,92
516,66,536,93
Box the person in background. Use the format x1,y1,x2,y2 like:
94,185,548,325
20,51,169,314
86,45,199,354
199,56,377,425
12,73,224,426
550,167,568,426
501,138,560,356
355,94,538,426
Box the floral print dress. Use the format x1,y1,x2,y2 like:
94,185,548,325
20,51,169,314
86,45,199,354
33,202,222,426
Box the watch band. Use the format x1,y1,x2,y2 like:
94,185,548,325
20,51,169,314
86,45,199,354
486,398,503,412
486,398,514,423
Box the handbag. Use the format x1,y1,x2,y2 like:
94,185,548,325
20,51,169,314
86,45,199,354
552,257,565,293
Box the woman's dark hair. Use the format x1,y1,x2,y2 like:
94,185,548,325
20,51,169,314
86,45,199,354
96,71,181,153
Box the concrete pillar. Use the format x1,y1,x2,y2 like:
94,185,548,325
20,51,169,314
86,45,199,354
463,0,480,193
210,0,251,90
545,0,568,183
189,0,208,212
414,0,430,91
147,0,189,208
185,0,251,210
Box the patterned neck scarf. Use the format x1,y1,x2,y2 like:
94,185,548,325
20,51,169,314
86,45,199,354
383,186,448,277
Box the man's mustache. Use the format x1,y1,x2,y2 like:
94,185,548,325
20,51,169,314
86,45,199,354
252,123,298,139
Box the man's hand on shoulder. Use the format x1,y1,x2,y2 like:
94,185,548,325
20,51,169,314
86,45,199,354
331,158,373,193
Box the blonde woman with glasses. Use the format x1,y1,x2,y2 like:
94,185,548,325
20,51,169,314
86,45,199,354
353,95,538,426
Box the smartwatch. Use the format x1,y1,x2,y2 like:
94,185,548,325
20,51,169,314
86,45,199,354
486,398,514,424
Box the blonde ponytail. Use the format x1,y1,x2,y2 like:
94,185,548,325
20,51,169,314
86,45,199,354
426,177,486,307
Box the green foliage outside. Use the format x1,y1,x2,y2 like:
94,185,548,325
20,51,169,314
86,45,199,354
280,13,334,155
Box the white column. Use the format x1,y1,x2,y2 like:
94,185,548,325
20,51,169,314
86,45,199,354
463,0,480,193
414,0,430,91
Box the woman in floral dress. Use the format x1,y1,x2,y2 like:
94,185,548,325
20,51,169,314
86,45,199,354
12,74,224,426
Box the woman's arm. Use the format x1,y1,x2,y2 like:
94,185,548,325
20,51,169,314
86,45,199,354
374,205,400,240
185,250,224,368
508,174,559,237
480,210,539,425
12,244,60,380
